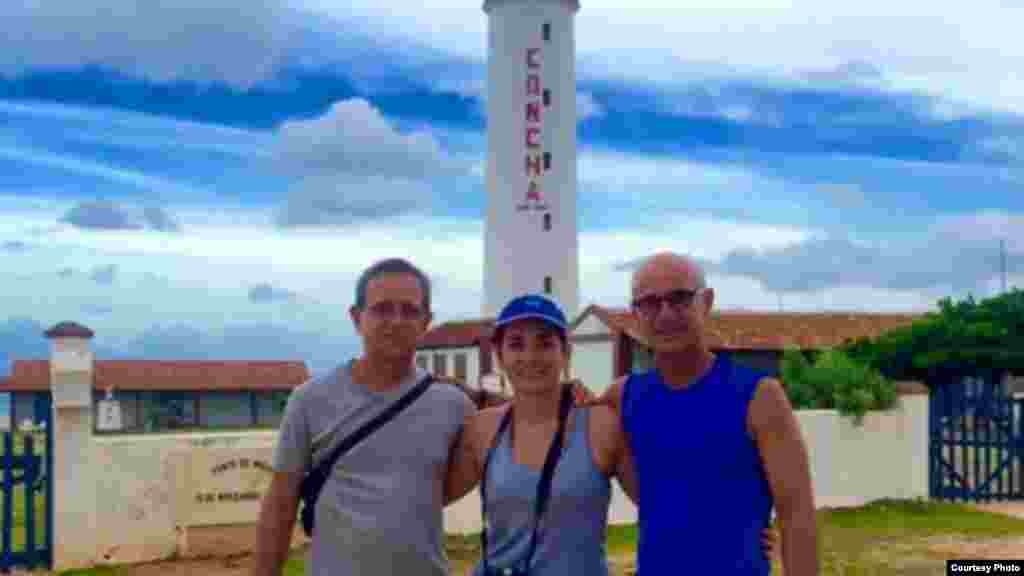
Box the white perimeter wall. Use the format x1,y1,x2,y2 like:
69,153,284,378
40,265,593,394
85,432,278,566
800,394,929,508
65,393,929,567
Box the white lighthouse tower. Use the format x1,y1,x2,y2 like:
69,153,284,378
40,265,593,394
482,0,580,321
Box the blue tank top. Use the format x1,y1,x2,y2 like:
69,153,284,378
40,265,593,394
622,353,774,575
473,407,612,576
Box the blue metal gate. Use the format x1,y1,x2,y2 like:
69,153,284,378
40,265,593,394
0,393,52,572
930,377,1024,501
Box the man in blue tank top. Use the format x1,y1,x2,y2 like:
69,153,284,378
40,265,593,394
597,252,818,575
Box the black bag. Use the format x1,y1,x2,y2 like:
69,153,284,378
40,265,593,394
298,374,434,537
479,384,573,576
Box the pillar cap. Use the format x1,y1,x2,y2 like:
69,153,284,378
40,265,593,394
44,322,95,340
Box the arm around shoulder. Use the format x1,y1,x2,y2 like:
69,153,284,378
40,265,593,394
593,375,628,415
749,377,818,576
444,410,483,506
590,404,638,505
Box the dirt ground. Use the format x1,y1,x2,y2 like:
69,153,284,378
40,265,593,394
932,502,1024,559
106,553,259,576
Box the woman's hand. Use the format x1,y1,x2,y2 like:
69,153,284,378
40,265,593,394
762,524,780,561
565,379,598,406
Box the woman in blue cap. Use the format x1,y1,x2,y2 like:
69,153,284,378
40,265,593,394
446,293,776,575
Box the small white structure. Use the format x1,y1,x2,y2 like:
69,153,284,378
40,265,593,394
96,388,123,432
483,0,580,321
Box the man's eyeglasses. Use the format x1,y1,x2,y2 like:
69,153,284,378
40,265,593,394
631,289,702,318
364,301,427,321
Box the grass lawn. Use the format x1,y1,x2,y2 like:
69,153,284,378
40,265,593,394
40,498,1024,575
447,499,1024,576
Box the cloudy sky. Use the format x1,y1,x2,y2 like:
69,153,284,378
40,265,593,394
1,0,1022,376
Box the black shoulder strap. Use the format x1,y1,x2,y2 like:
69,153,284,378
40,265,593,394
480,383,573,573
300,372,434,530
315,373,434,478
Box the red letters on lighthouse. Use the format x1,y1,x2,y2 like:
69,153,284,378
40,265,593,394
526,102,541,123
526,127,541,148
527,48,541,69
523,46,545,206
526,75,541,97
525,155,542,177
526,181,541,202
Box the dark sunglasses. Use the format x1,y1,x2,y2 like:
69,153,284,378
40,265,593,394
631,288,701,317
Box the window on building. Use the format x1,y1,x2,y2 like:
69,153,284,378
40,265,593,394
256,391,289,428
433,353,447,377
544,276,553,294
12,393,37,429
198,392,254,429
140,391,198,432
543,213,552,231
543,89,551,107
542,22,551,41
543,152,551,170
454,353,468,382
416,356,428,371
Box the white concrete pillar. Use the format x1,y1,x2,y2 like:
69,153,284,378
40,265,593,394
44,322,99,570
900,389,931,500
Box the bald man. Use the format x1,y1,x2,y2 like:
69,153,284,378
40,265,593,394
595,253,818,575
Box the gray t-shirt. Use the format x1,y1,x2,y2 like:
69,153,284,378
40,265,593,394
273,359,476,576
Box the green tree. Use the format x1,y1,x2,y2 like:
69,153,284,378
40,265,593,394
842,288,1024,388
781,348,898,425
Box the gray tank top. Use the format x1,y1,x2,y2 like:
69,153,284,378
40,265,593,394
473,407,612,576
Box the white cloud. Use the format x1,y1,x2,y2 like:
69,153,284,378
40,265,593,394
309,0,1024,115
4,189,1011,364
932,211,1024,252
273,98,465,226
576,147,820,222
60,200,180,232
707,212,1024,296
0,145,211,200
0,191,865,331
0,1,295,88
277,99,453,178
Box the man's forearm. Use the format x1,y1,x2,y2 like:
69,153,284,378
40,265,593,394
779,500,818,576
252,499,299,576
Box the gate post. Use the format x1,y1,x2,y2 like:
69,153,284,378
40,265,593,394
44,322,99,570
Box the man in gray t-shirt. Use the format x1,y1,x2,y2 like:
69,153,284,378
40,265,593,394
252,258,478,576
273,360,473,575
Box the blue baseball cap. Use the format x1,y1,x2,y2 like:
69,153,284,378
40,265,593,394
494,294,569,335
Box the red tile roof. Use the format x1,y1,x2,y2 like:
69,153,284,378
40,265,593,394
0,360,310,392
418,306,923,351
418,318,496,350
583,305,923,350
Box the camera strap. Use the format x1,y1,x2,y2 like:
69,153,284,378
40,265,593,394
480,383,573,574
